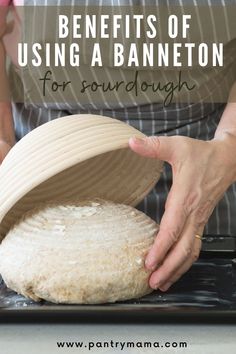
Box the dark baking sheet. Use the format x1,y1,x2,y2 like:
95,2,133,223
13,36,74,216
0,235,236,323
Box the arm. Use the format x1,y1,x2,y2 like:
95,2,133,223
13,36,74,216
214,83,236,139
129,82,236,291
0,5,15,163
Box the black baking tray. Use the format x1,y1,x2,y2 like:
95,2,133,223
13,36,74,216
0,235,236,323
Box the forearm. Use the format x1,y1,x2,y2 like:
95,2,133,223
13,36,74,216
212,82,236,183
214,82,236,139
0,38,15,146
0,105,14,145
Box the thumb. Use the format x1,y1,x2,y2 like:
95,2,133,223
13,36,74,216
129,136,175,163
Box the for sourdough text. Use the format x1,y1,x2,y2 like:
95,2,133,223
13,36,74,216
39,70,195,106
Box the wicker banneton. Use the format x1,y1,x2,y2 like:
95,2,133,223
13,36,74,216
0,115,163,241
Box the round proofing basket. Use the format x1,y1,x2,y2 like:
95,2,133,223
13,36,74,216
0,114,163,240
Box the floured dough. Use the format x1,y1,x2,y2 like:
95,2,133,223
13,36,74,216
0,199,158,304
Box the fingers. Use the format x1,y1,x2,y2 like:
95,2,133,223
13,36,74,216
148,219,201,289
145,185,190,270
146,207,187,270
129,136,176,163
158,236,202,292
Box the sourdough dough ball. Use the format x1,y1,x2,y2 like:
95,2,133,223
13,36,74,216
0,200,158,304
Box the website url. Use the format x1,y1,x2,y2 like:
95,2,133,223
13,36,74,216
56,340,188,351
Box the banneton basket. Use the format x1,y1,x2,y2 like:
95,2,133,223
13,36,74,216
0,114,163,241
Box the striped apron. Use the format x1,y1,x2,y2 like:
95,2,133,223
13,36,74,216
10,0,236,236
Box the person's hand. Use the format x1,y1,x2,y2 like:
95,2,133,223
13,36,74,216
129,133,236,291
0,138,12,164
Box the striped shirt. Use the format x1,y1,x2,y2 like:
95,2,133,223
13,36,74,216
2,0,236,236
